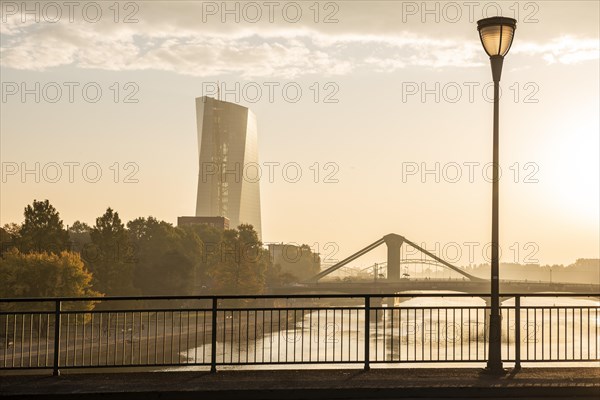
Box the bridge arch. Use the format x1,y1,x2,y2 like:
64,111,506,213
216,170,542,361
306,233,483,283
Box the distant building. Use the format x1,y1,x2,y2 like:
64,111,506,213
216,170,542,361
195,96,262,238
177,216,230,230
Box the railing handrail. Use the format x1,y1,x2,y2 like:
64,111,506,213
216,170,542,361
1,292,599,303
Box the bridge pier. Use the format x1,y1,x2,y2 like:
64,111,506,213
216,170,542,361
384,234,404,282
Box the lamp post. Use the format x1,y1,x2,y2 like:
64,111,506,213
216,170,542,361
477,16,517,374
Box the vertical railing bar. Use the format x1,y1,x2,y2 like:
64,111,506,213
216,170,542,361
444,308,448,361
422,308,425,361
74,312,78,367
203,310,207,364
154,312,158,365
246,310,250,363
347,309,351,362
324,308,327,362
550,307,553,360
316,309,319,362
123,312,127,366
98,313,103,366
108,312,112,366
309,309,312,363
45,313,50,367
356,308,359,362
541,306,545,361
579,307,583,360
452,308,455,361
222,308,226,364
278,309,281,363
82,313,86,366
533,307,538,360
162,311,167,365
11,315,16,368
587,307,590,360
460,308,463,361
65,314,70,368
20,314,24,368
333,308,336,362
269,309,273,363
254,310,257,363
90,313,94,366
300,308,304,363
475,308,479,360
28,314,32,367
429,309,432,361
145,312,150,365
231,310,236,364
564,308,567,360
36,313,41,367
210,298,217,372
2,315,7,368
390,305,394,361
170,311,175,365
177,311,181,364
414,308,417,362
52,301,61,376
514,297,521,369
364,296,370,370
437,309,440,361
340,307,344,362
572,308,575,360
294,308,297,362
374,307,378,363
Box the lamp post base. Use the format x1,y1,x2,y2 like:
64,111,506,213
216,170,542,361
481,365,508,376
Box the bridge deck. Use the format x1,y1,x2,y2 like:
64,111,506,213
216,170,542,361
2,367,599,399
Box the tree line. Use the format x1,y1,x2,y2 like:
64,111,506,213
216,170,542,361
1,199,313,300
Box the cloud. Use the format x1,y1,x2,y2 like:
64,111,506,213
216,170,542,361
513,36,600,65
1,11,597,78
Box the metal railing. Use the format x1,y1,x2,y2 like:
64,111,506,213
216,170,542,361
1,293,598,374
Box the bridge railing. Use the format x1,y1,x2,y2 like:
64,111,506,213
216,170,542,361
0,293,598,374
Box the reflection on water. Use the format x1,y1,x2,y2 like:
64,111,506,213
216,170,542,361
174,294,600,370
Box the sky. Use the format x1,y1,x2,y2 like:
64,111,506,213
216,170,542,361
1,1,599,268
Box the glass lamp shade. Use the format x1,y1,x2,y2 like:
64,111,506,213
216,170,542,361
477,17,517,57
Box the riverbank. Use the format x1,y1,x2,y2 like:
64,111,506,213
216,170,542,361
1,368,599,399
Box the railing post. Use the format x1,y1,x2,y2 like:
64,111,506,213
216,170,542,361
364,295,370,370
210,297,218,373
514,296,521,370
53,300,61,376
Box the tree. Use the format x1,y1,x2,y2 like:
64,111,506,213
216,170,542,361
18,200,69,253
88,208,137,295
0,249,102,311
1,223,20,256
128,217,201,296
211,224,268,294
68,221,92,258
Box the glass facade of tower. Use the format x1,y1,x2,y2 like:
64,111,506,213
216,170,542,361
195,96,262,239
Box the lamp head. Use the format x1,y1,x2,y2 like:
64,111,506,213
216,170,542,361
477,17,517,58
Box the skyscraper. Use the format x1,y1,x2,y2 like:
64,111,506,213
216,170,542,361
195,96,262,239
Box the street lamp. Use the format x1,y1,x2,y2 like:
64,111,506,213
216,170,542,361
477,16,517,374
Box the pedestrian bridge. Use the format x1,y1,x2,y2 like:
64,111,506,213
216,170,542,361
275,233,599,296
